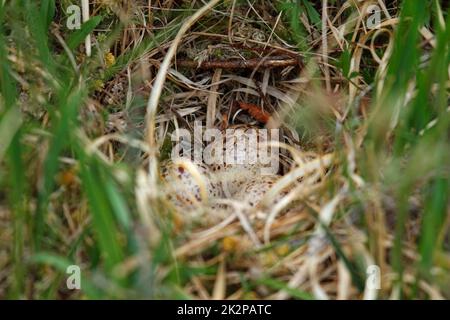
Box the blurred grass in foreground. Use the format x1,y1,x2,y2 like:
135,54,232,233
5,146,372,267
0,0,449,299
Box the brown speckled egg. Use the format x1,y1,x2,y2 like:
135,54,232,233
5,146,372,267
161,160,223,209
234,175,286,208
207,126,280,195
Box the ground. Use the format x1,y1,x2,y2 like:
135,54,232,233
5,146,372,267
0,0,449,300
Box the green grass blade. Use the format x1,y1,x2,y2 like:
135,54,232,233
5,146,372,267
67,16,102,51
40,0,55,30
35,86,86,249
256,277,314,300
77,154,125,274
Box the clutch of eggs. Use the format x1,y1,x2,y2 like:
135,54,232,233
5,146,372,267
161,126,284,211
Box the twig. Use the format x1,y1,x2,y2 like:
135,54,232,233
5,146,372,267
176,56,299,70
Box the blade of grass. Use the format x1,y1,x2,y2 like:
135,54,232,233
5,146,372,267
257,277,314,300
67,16,102,51
40,0,56,30
0,5,27,298
419,178,449,277
321,221,366,292
35,86,86,249
0,106,22,162
32,252,102,299
76,152,125,275
24,1,55,73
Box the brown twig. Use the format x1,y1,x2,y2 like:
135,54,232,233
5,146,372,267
176,56,299,70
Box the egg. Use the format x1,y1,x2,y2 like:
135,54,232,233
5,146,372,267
234,174,289,208
161,160,223,209
162,125,284,212
207,126,280,195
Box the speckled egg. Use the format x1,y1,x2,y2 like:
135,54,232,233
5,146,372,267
161,160,223,209
206,126,280,195
234,174,288,208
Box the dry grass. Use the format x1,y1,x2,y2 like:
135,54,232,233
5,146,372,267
0,0,449,300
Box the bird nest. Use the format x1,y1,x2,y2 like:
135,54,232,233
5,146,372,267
89,1,441,300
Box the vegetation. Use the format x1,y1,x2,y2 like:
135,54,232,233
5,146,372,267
0,0,449,299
